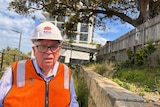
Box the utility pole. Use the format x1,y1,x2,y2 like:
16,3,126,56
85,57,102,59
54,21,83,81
11,30,22,60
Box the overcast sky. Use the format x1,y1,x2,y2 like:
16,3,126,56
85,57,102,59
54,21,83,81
0,0,134,53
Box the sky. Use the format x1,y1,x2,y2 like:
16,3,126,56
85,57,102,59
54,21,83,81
0,0,135,53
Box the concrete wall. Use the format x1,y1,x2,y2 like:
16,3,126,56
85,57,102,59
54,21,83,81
80,66,158,107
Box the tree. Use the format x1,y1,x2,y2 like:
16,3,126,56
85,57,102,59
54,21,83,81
1,46,30,70
8,0,160,28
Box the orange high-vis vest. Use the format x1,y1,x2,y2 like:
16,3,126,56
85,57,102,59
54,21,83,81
3,60,71,107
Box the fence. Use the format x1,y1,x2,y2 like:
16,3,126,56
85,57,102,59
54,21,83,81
96,14,160,65
0,52,30,71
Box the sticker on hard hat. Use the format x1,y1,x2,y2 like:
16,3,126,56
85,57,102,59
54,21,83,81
43,26,52,35
44,26,52,30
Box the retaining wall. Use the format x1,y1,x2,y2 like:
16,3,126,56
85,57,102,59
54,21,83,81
80,66,158,107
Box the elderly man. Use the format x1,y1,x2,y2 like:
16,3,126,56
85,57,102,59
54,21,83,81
0,21,79,107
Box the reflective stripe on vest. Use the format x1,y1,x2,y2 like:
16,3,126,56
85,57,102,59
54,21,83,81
16,61,69,89
17,60,26,87
64,64,69,89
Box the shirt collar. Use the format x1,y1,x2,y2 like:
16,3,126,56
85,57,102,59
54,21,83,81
32,58,59,79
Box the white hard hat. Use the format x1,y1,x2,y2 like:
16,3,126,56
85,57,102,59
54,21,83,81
30,21,63,42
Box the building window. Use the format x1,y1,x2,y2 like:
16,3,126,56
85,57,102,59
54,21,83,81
80,33,88,41
80,23,88,32
57,23,64,30
66,34,76,40
49,17,56,21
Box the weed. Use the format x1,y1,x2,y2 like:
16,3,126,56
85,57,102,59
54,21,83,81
86,62,160,95
72,65,89,107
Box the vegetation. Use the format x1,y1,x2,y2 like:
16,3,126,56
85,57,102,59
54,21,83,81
0,46,30,71
113,67,160,93
86,61,160,97
71,65,89,107
124,41,156,67
85,42,159,97
0,72,3,79
8,0,160,35
70,56,160,106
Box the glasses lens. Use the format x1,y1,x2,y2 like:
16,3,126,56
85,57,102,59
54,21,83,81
37,45,47,52
50,45,59,52
36,45,59,53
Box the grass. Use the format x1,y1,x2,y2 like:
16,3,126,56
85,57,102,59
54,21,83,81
85,62,160,96
71,65,89,107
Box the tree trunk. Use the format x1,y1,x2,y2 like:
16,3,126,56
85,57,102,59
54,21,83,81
135,0,150,23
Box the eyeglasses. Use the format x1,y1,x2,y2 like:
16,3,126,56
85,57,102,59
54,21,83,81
36,45,60,53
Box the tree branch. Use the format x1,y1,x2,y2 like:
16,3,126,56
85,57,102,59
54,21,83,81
79,8,139,27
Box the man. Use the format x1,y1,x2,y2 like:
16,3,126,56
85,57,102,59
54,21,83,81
0,21,79,107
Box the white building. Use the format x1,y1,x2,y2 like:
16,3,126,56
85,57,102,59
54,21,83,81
41,12,97,64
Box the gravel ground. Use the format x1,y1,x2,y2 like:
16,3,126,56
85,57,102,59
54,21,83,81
142,92,160,106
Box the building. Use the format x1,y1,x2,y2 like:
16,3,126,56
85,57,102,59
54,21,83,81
40,12,97,64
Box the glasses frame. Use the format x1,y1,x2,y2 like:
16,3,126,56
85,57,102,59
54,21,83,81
35,45,60,53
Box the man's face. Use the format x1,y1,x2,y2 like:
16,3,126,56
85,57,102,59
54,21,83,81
32,40,61,70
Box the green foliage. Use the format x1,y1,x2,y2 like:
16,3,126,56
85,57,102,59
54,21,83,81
134,41,156,66
0,46,30,70
96,44,102,48
113,67,160,93
125,41,156,67
89,42,97,45
27,51,31,56
8,0,160,32
112,62,122,72
68,39,75,43
113,68,146,83
94,63,108,75
89,42,102,48
87,62,160,94
156,55,160,66
0,72,3,79
90,62,114,77
72,65,88,107
62,21,78,36
75,79,88,107
112,44,160,93
112,78,136,92
126,47,134,66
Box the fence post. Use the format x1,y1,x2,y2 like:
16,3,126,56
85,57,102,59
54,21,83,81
0,53,4,72
13,54,16,62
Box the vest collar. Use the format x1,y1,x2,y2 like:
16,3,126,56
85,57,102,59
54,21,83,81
32,59,59,80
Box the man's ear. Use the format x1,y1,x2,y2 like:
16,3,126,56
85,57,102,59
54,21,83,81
32,47,36,56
